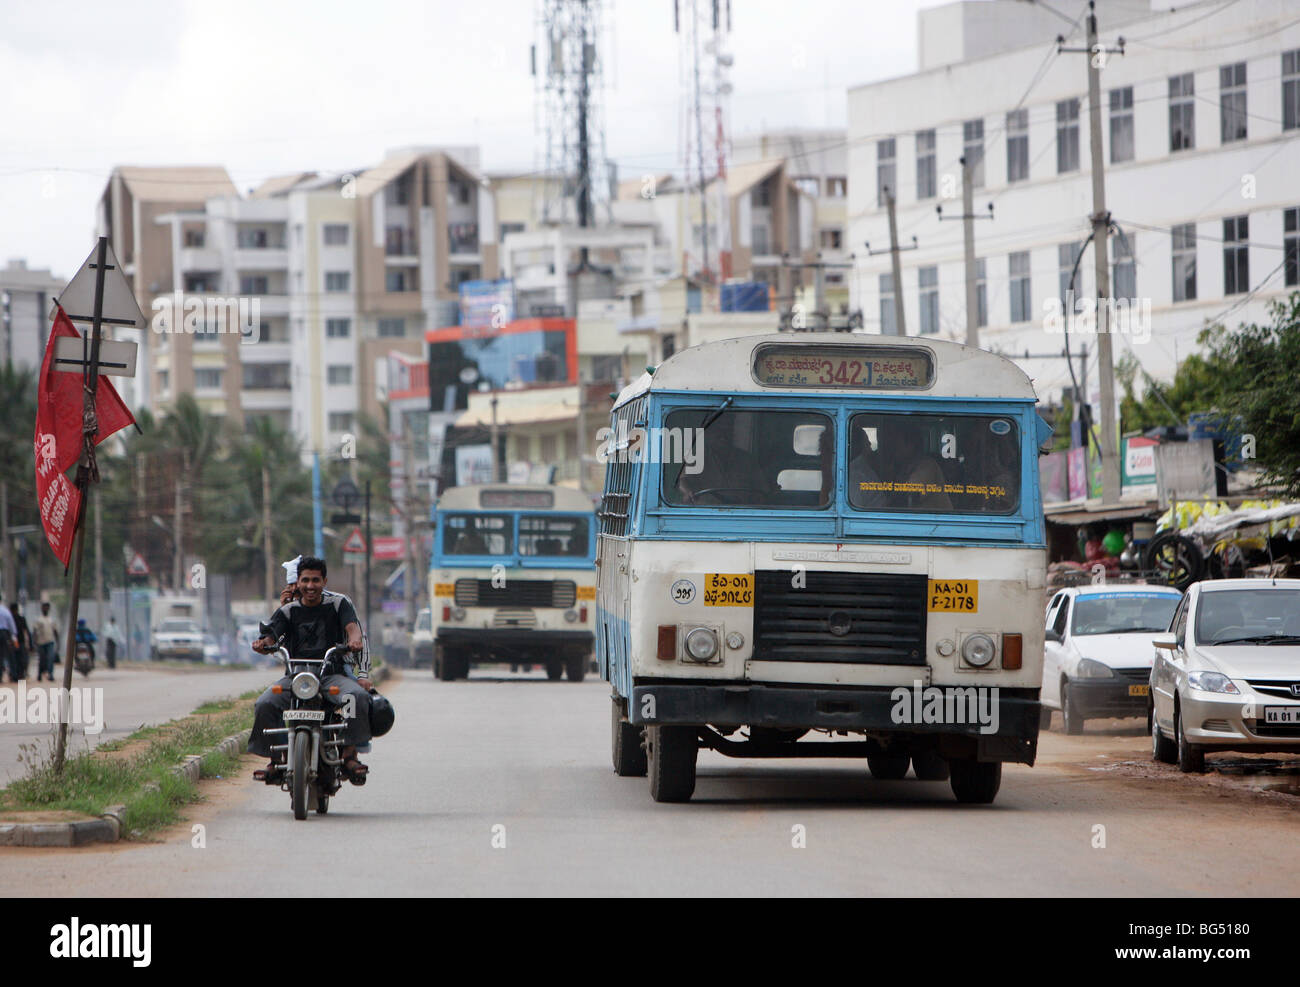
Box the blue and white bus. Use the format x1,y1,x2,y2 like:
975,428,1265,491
430,484,596,681
596,333,1053,803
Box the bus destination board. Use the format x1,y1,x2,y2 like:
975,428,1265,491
479,489,555,509
753,345,932,389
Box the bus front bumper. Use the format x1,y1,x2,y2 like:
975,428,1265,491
437,628,593,649
628,682,1040,765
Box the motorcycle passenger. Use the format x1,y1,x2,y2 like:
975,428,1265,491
248,556,373,784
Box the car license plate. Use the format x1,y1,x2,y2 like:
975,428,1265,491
703,573,753,606
1128,684,1150,697
928,579,978,612
283,709,325,722
1264,707,1300,724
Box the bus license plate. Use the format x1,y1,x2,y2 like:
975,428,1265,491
1265,707,1300,724
704,574,754,606
1128,685,1150,697
434,583,454,597
928,579,978,612
283,709,325,722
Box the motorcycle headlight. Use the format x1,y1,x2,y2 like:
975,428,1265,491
1187,670,1239,694
1076,658,1116,679
961,633,996,668
684,627,719,662
291,671,320,700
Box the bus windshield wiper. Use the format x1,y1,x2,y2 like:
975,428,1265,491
700,396,734,431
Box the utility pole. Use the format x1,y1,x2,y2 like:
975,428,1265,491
0,479,10,600
172,473,183,592
489,393,500,483
1059,2,1125,503
401,420,417,661
94,490,103,628
575,375,587,492
261,463,273,603
937,157,995,349
865,186,917,337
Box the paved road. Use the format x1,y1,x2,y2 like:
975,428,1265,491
0,663,273,785
3,670,1299,896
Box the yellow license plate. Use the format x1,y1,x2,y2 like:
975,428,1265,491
1128,684,1150,697
576,586,596,600
704,573,754,606
927,579,978,612
434,582,454,597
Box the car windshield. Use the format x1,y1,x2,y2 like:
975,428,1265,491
441,513,513,555
1071,593,1180,636
518,514,590,556
1196,589,1300,645
160,620,199,633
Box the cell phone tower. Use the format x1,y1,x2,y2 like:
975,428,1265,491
533,0,611,232
675,0,733,284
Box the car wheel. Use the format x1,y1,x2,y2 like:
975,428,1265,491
1062,681,1084,735
867,753,910,780
949,759,1001,804
1175,704,1205,773
1151,707,1176,763
911,751,950,781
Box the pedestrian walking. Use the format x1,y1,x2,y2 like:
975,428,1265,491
32,602,59,682
0,600,15,683
10,601,31,681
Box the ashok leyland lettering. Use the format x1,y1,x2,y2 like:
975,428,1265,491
430,484,597,681
596,333,1053,804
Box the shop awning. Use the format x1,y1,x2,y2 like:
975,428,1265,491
1044,502,1161,525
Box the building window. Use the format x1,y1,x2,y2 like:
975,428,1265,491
1112,233,1136,299
325,318,351,339
1223,215,1249,295
325,271,350,292
1171,223,1197,302
1059,242,1084,310
1284,50,1300,131
1220,62,1247,144
1285,207,1300,287
819,228,843,250
918,266,938,335
1056,99,1080,173
540,433,558,463
323,224,349,246
752,225,770,256
158,369,169,393
377,317,405,338
1109,87,1134,163
194,368,222,389
242,363,291,390
500,222,525,242
916,130,936,200
328,412,355,432
825,176,847,198
327,365,353,385
877,138,896,206
879,272,896,334
239,275,269,295
794,177,819,197
752,183,770,207
386,270,410,292
1169,73,1195,151
963,119,984,189
1007,109,1029,183
975,258,987,328
183,229,205,247
1009,251,1032,323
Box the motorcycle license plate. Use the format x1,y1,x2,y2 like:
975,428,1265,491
283,709,325,722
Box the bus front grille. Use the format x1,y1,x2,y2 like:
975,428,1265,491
753,570,928,665
455,579,577,609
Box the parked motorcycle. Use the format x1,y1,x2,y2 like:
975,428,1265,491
74,642,94,677
253,623,363,820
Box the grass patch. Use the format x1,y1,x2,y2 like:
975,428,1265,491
0,698,255,839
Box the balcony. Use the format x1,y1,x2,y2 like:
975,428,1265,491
179,246,222,272
233,246,288,271
385,228,417,259
448,223,480,258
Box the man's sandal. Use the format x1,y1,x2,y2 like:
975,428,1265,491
342,754,369,785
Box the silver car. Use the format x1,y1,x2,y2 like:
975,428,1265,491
1151,578,1300,772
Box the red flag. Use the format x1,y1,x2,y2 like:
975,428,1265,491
34,305,138,563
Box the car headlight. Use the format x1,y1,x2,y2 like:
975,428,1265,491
291,671,320,700
684,627,719,662
1076,658,1116,679
564,609,578,623
961,633,996,668
1187,670,1239,694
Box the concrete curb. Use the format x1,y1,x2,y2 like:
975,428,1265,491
0,728,251,848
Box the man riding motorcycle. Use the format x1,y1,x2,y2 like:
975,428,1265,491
248,556,373,784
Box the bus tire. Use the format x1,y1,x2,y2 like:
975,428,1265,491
647,725,697,802
911,751,950,781
545,658,563,681
867,753,910,779
949,759,1001,804
565,651,587,682
611,698,647,776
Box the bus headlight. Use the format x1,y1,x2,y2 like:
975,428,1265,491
291,671,320,700
684,627,719,662
452,607,466,621
961,633,996,668
564,609,579,623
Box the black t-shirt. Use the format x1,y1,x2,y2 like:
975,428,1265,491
268,592,359,672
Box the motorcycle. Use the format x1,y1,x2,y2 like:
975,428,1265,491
74,642,94,677
254,623,368,820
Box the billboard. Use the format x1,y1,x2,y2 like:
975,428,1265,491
459,279,514,331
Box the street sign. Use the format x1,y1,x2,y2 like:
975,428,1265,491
342,527,366,554
372,536,405,560
53,336,138,378
330,511,362,525
54,241,148,330
332,479,360,510
127,552,150,576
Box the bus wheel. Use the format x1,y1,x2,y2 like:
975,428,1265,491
565,650,587,682
867,754,910,780
545,658,564,681
647,725,697,802
611,697,647,776
949,759,1001,804
911,751,950,781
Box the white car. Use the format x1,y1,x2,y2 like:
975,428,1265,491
1041,585,1184,734
151,618,205,661
1151,578,1300,772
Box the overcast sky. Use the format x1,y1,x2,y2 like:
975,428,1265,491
1,0,947,279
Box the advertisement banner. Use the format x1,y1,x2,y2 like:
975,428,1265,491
459,279,514,331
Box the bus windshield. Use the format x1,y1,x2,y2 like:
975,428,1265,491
847,412,1021,514
519,514,590,557
442,513,513,555
661,408,833,508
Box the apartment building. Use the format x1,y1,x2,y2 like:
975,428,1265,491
846,0,1300,403
1,259,63,371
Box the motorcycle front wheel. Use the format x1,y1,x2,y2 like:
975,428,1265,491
291,731,310,820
